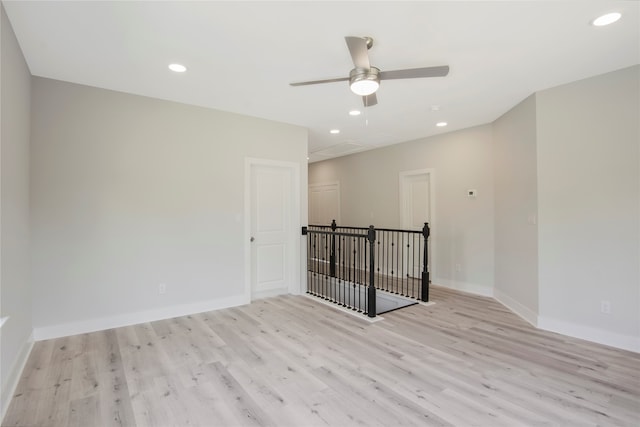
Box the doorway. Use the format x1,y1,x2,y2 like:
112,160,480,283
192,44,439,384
308,182,341,225
245,159,300,301
399,169,435,279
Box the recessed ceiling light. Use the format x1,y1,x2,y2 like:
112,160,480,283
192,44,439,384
436,122,448,127
349,110,361,116
592,12,621,26
168,63,187,72
330,129,340,134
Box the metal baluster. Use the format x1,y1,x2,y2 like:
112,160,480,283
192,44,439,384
324,233,327,300
352,237,357,310
357,237,362,312
382,232,390,291
342,237,344,308
313,233,317,296
344,236,348,307
309,233,313,295
401,231,406,296
411,233,420,298
363,240,368,313
390,233,396,294
376,238,381,294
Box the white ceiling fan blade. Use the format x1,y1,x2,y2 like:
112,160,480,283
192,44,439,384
380,65,449,80
345,36,371,70
363,93,377,107
289,76,349,86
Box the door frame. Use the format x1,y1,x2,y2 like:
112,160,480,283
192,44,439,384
399,168,436,280
244,158,301,302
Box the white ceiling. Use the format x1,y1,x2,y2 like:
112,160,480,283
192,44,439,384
4,1,639,162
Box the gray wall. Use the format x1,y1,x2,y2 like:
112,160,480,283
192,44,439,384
30,77,307,335
493,94,539,323
309,125,496,295
0,4,32,417
536,65,639,348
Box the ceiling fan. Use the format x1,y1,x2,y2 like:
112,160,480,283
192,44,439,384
290,36,450,107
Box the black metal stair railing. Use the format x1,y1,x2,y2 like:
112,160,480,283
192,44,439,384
307,226,377,317
307,220,430,317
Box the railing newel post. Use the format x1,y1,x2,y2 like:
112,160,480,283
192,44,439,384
421,222,430,302
367,225,376,318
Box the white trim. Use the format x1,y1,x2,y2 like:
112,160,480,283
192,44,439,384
436,283,639,353
251,287,291,301
1,332,34,424
245,158,302,300
537,316,640,353
432,278,493,297
290,162,302,295
399,168,436,280
33,294,247,341
493,289,538,327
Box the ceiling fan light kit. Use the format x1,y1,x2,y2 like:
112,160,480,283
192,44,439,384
349,67,380,96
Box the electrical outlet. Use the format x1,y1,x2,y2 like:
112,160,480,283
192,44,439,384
455,263,462,272
600,300,611,314
159,283,166,295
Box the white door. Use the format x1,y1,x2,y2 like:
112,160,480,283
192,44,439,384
309,182,340,225
248,162,298,300
400,170,434,278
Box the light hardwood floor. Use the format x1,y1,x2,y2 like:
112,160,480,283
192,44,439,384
3,286,639,426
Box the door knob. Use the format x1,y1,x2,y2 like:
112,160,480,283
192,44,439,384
250,236,255,242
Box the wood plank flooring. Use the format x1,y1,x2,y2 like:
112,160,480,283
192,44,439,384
3,286,639,426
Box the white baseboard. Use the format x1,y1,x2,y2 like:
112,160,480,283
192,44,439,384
537,316,640,353
493,289,538,327
33,294,249,341
1,332,34,424
252,288,290,300
432,278,493,297
439,283,638,353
